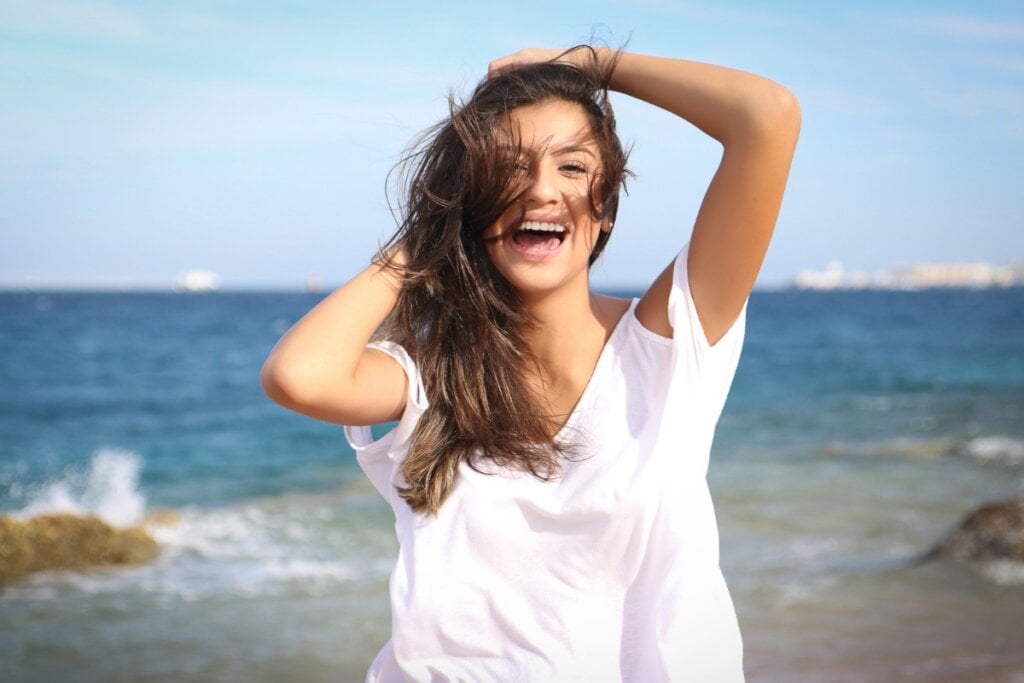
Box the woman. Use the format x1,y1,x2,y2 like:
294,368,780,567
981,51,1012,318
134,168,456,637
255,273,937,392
262,46,799,682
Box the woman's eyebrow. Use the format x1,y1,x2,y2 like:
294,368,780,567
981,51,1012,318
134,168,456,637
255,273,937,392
496,139,597,157
552,143,596,158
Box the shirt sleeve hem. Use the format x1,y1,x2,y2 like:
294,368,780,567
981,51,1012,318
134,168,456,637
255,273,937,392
668,242,748,368
343,340,427,463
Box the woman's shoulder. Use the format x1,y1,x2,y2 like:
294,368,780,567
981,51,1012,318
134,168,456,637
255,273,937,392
592,293,673,352
592,293,632,330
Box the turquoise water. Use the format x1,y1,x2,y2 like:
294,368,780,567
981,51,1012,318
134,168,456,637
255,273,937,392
2,288,1023,681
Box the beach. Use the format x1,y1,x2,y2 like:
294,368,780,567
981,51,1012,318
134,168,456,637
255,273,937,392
2,288,1023,682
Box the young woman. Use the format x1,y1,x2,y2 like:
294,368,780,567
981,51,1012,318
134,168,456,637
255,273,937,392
262,46,799,682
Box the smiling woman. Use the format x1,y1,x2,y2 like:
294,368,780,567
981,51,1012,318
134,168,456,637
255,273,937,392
261,45,799,682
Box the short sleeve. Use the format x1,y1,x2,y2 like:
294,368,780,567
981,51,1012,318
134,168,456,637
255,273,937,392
342,339,425,473
666,242,747,394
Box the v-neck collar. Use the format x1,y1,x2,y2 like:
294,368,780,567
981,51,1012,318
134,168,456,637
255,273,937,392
552,298,636,441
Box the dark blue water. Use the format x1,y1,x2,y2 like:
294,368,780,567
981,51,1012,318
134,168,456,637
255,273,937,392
1,291,349,509
2,288,1022,511
723,288,1024,453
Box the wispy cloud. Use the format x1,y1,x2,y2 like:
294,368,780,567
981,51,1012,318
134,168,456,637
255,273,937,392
800,84,890,119
0,70,445,160
914,13,1024,42
605,0,794,29
112,80,442,152
0,0,146,42
971,54,1024,76
922,84,1024,137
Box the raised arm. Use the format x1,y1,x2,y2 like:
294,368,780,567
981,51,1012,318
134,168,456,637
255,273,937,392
260,253,408,425
613,52,800,344
492,48,801,344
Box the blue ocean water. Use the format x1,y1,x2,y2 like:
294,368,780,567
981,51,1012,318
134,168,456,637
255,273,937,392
0,291,354,509
2,287,1023,682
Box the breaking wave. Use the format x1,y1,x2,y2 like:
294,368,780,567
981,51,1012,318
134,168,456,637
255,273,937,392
15,448,147,527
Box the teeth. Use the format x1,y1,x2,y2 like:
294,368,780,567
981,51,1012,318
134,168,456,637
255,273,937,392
520,221,566,233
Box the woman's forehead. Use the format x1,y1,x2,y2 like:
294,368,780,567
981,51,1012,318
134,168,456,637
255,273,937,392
497,100,599,153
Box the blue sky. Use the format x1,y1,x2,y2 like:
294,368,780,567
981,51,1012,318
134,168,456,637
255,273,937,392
1,0,1022,289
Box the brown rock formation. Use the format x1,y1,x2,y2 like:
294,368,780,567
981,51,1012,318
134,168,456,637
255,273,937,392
0,513,160,582
927,496,1024,563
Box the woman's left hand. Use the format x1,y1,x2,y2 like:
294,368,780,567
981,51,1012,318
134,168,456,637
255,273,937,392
487,47,609,78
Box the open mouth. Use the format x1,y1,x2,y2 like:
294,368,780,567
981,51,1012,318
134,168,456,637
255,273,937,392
511,221,567,251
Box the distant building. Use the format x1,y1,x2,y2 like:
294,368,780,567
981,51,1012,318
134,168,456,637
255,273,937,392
793,261,845,290
793,260,1023,290
173,270,220,293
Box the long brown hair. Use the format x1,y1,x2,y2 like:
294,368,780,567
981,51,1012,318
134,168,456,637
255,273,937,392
376,47,630,514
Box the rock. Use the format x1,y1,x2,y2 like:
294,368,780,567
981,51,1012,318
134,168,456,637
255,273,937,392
927,496,1024,564
0,513,160,582
0,516,34,581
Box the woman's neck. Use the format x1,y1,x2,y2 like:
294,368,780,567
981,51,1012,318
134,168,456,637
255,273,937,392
516,282,630,434
521,280,595,352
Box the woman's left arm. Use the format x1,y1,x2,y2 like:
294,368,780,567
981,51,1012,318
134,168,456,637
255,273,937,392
608,51,801,344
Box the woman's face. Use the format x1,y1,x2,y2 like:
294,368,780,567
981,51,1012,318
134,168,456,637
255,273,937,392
483,99,607,301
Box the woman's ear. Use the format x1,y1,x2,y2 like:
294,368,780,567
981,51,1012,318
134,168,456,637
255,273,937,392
598,195,616,233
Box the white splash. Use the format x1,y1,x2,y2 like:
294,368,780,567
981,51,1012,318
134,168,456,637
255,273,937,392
5,463,391,601
17,448,147,527
966,436,1024,465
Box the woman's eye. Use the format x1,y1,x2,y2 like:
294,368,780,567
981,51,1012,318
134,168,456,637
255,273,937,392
561,162,588,175
508,157,529,173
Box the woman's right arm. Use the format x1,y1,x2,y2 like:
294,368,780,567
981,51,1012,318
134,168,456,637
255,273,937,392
260,255,408,425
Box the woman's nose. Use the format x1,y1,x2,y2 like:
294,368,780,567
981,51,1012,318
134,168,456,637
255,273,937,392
524,163,559,205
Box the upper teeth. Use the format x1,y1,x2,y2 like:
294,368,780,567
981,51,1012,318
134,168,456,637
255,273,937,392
521,221,566,233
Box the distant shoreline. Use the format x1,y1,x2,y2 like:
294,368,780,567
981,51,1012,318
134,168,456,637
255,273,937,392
793,260,1024,291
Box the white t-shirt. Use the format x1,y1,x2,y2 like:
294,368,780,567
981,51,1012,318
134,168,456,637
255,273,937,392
345,244,747,682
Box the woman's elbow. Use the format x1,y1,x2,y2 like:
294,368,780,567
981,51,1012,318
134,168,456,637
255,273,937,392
759,84,801,138
261,356,314,410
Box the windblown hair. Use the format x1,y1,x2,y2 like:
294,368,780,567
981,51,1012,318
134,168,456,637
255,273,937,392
376,47,630,515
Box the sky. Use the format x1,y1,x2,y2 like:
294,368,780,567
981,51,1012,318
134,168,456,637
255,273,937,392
1,0,1022,289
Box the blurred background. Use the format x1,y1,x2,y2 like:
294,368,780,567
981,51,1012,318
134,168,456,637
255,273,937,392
2,1,1023,681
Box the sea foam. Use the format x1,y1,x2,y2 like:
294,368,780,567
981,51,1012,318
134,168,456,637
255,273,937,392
17,448,147,527
820,435,1024,465
965,436,1024,465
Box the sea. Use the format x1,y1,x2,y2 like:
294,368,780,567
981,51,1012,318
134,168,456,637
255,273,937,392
1,286,1023,683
